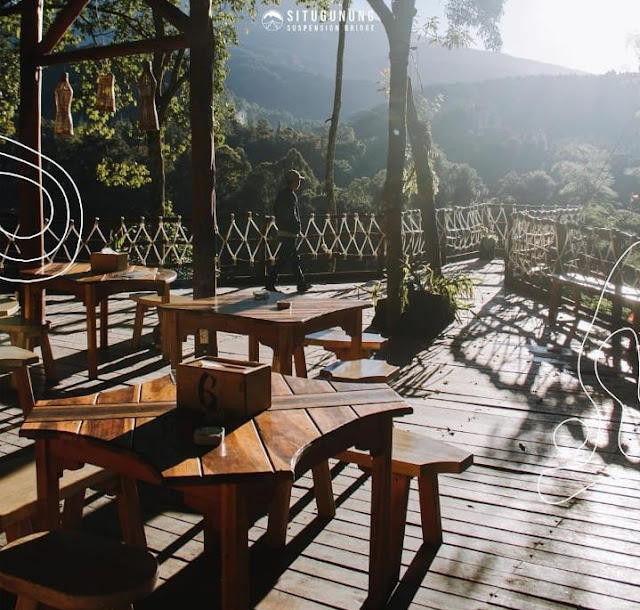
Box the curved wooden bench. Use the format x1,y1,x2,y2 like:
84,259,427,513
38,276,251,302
130,292,192,349
304,329,388,359
0,529,158,609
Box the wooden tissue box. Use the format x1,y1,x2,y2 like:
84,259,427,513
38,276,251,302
176,357,271,423
90,250,129,272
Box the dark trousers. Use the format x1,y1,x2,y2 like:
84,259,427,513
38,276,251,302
268,236,304,285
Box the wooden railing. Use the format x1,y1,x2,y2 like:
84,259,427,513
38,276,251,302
0,202,581,282
505,210,640,323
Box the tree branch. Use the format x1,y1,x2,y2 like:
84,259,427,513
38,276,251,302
142,0,191,35
38,0,91,55
366,0,393,35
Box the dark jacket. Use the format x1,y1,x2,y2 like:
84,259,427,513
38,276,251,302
273,187,301,236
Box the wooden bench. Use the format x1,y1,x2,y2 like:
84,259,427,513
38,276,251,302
318,358,400,383
338,428,473,583
130,292,192,349
0,452,119,543
0,529,158,609
0,317,56,381
0,347,146,549
0,345,40,413
304,329,388,359
0,295,19,317
267,428,473,584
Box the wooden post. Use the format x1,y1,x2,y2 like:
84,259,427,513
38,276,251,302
189,0,217,299
19,0,45,322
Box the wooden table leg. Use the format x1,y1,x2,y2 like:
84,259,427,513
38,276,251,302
85,286,98,380
184,484,250,609
219,484,249,610
367,420,393,607
166,311,181,369
274,333,294,375
34,440,62,531
100,296,109,349
348,310,363,360
116,476,147,550
248,336,259,362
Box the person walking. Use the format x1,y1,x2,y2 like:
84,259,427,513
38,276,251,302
266,169,311,292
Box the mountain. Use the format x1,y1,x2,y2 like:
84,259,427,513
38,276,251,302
226,2,584,122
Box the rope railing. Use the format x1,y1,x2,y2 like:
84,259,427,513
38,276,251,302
0,203,583,280
504,210,640,299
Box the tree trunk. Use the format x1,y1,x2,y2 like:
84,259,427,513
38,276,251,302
147,11,167,217
324,0,349,216
407,78,441,274
189,0,217,299
146,127,166,215
369,0,416,333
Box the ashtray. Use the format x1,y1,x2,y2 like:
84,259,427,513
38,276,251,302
193,426,225,447
253,290,269,300
276,300,291,310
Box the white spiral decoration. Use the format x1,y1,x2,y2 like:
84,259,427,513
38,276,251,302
0,135,83,282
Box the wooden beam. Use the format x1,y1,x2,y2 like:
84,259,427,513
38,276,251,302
18,0,44,322
142,0,191,35
38,0,91,55
189,0,217,298
39,34,188,66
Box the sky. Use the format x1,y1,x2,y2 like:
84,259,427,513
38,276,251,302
498,0,640,74
350,0,640,75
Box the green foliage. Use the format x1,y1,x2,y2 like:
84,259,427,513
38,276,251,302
96,159,150,188
108,228,126,251
497,170,556,205
372,255,474,321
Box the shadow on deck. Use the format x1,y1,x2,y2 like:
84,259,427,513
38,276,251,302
1,258,640,609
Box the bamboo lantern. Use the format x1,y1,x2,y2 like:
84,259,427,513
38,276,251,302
54,72,73,136
138,61,159,131
95,73,116,112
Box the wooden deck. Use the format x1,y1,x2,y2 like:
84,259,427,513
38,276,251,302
1,258,640,609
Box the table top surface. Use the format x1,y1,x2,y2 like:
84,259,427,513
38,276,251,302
20,373,411,487
21,262,177,284
158,293,371,323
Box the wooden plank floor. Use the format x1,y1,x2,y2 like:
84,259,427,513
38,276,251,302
1,259,639,609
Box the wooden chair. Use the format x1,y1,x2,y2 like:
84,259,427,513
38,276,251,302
0,529,158,609
130,292,192,349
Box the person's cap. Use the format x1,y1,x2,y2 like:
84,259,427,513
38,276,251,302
285,169,305,182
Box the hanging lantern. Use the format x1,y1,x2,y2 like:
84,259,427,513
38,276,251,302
95,73,116,113
138,61,159,132
54,72,73,136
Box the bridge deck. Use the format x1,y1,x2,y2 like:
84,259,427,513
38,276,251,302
1,258,638,609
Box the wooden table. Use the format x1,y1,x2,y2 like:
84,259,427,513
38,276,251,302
22,262,177,379
159,294,371,375
20,373,412,610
